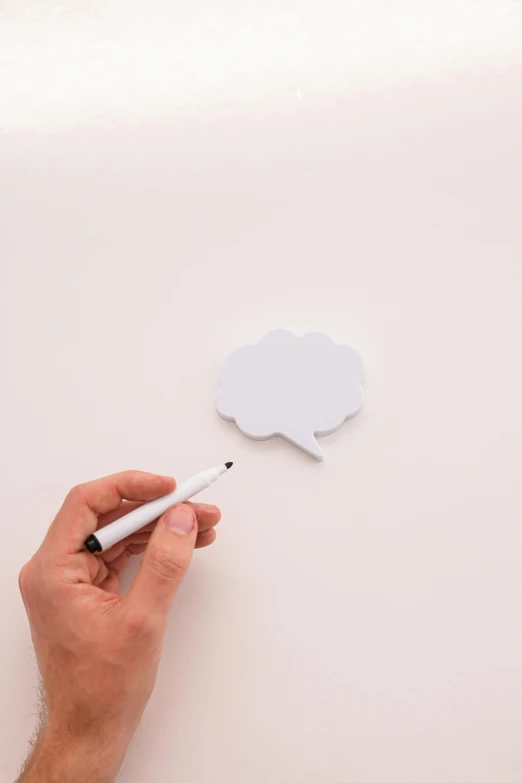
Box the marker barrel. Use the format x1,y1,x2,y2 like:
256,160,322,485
86,464,227,552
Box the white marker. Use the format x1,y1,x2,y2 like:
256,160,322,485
84,462,233,553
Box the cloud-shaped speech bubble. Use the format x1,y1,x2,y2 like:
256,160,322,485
215,330,364,460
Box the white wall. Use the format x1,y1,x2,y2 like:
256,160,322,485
1,3,522,781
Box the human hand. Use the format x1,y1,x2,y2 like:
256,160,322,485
17,471,221,783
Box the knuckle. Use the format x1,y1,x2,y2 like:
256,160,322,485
18,562,34,598
67,484,87,503
148,548,189,582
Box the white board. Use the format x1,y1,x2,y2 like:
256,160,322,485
2,4,522,783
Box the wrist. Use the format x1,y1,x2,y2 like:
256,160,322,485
18,726,124,783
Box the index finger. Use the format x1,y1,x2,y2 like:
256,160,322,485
44,472,176,554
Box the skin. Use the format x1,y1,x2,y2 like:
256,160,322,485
16,471,221,783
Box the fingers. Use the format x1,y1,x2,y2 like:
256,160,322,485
101,542,127,563
116,528,218,557
101,530,217,565
45,473,176,554
195,529,217,548
126,504,197,622
92,555,125,593
68,472,175,515
91,505,217,596
185,503,221,532
98,503,221,562
106,551,130,574
96,500,143,529
99,571,122,594
92,559,110,586
126,543,148,555
99,501,220,535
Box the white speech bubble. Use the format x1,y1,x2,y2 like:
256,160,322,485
215,330,364,460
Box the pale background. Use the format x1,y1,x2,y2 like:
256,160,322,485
1,2,522,781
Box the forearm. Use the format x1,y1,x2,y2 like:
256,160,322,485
17,729,122,783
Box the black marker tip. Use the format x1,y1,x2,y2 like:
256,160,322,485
225,461,233,469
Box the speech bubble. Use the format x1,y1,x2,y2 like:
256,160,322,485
215,330,364,460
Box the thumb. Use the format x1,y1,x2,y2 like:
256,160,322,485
128,504,197,619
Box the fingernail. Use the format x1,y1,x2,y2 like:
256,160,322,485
164,506,194,535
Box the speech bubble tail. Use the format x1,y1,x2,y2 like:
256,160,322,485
283,431,325,461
